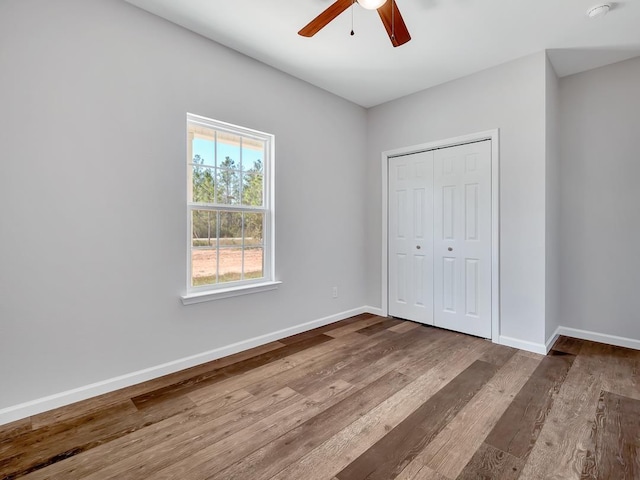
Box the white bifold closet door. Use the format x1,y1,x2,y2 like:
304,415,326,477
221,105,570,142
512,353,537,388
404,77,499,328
388,140,492,338
388,151,435,325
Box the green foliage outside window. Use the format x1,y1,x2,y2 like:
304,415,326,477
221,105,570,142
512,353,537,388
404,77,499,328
191,155,263,244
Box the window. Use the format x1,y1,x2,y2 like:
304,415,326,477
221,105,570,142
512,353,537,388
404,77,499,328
183,113,277,303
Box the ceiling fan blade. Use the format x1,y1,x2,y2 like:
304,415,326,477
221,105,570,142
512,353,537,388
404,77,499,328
299,0,354,37
377,0,411,47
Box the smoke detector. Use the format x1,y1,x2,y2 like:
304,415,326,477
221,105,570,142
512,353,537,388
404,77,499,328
587,4,611,18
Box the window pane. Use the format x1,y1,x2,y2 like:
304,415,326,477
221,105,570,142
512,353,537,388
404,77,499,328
217,131,241,169
219,248,242,283
191,140,215,167
192,165,216,203
244,247,264,279
219,211,242,244
244,212,264,244
189,124,216,167
216,167,240,204
191,248,217,287
242,172,263,206
242,138,264,173
192,210,217,247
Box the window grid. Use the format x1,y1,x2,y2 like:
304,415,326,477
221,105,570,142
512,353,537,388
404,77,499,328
187,113,273,293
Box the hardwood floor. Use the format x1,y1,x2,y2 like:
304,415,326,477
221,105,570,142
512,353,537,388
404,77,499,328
1,314,638,480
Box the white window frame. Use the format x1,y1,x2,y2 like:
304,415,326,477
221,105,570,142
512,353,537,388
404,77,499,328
181,113,279,305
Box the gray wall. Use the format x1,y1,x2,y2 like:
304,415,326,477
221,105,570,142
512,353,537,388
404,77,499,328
0,0,367,409
545,55,561,344
559,56,640,340
366,53,548,346
4,0,637,419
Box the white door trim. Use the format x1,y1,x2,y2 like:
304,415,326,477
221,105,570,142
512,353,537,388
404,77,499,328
381,129,500,342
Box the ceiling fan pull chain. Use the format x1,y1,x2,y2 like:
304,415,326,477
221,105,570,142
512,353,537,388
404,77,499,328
391,0,396,41
351,0,355,35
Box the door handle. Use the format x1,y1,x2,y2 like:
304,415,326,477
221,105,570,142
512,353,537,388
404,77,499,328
448,247,453,252
416,245,421,250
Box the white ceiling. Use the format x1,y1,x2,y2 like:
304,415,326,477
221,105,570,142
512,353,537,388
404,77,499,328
124,0,640,108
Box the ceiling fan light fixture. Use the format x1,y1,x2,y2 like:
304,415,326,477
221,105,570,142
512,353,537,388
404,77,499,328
356,0,388,10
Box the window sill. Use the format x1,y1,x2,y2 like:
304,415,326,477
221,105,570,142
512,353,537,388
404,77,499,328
180,281,282,305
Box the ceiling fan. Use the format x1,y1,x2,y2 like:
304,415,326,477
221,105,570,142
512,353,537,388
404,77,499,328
299,0,411,47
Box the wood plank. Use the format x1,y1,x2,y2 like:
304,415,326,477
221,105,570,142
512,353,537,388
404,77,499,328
186,331,378,404
600,345,640,401
484,350,575,459
324,315,388,338
479,342,518,367
395,462,450,480
516,349,545,360
518,341,611,480
0,400,140,479
186,356,295,405
365,328,465,377
355,317,403,336
136,393,196,425
589,390,640,479
456,443,524,480
209,370,410,480
35,387,302,480
21,387,290,480
148,381,357,480
239,332,387,397
0,418,32,444
131,334,333,410
278,314,371,344
388,320,421,333
417,352,541,478
305,379,355,403
551,335,585,356
285,326,433,396
306,328,460,403
28,340,285,429
335,360,498,480
270,347,495,480
393,328,476,379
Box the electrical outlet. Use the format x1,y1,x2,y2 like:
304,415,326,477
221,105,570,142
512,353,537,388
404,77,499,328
332,286,338,298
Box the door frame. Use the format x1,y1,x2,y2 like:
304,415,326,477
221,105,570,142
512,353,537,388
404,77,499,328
381,129,500,342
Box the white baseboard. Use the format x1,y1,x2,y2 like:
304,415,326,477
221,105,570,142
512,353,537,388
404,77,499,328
545,327,562,354
498,335,547,355
555,326,640,351
0,306,376,427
